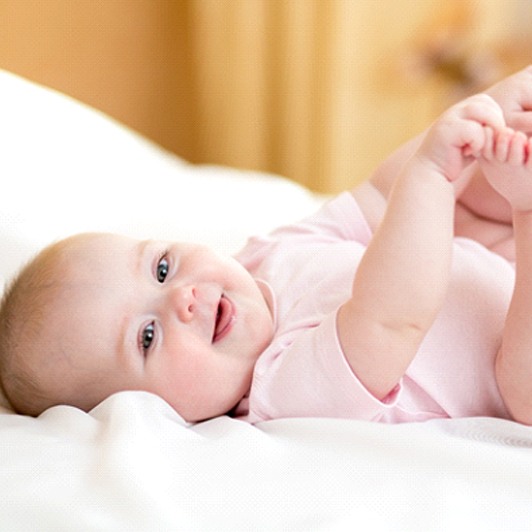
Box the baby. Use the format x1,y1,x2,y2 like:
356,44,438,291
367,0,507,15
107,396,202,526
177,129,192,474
2,67,532,425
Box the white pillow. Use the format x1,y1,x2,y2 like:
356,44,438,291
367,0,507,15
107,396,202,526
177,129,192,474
0,69,324,288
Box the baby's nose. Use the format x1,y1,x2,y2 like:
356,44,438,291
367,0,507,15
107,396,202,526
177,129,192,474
171,285,196,323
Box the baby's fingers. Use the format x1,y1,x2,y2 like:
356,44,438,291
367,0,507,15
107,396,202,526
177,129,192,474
460,121,485,157
462,94,506,130
481,126,495,161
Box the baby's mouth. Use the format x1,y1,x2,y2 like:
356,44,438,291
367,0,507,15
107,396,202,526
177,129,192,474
212,295,235,343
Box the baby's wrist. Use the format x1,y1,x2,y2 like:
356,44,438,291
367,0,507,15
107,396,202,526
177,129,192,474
410,153,456,186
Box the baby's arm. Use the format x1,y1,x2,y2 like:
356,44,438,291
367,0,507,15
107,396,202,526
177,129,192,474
342,95,505,400
477,128,532,424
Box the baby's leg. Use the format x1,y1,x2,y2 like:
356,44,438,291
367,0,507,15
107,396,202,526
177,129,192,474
479,128,532,424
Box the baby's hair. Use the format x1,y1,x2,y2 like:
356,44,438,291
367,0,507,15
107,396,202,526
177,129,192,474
0,239,70,416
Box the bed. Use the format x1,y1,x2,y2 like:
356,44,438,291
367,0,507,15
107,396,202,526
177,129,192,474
2,68,532,531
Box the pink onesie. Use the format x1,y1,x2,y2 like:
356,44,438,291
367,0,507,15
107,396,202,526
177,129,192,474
234,192,514,424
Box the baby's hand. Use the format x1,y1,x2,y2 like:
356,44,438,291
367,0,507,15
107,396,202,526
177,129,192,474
485,65,532,134
417,94,505,183
478,126,532,212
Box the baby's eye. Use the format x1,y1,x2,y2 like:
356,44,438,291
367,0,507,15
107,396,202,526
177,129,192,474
156,255,169,283
141,323,155,352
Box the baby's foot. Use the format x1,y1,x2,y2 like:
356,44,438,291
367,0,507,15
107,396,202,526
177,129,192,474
478,127,532,212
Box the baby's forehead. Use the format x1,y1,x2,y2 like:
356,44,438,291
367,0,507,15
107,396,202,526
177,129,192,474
44,233,133,286
63,232,138,252
56,233,140,265
44,236,136,328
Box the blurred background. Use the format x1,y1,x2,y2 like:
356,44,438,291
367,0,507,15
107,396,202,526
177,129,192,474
0,0,531,194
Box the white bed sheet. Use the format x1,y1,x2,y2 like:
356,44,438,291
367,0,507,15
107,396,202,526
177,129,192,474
1,69,532,531
3,392,532,531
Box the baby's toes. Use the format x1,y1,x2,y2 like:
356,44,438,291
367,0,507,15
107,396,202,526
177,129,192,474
495,128,514,162
508,131,528,165
526,138,532,170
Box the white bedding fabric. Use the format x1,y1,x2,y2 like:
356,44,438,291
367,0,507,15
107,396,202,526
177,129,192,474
4,392,532,531
1,69,532,531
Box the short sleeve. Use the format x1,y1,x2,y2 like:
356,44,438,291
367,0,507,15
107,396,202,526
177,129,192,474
245,311,402,423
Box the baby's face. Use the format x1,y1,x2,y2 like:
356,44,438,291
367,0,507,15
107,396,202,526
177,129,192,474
39,233,274,421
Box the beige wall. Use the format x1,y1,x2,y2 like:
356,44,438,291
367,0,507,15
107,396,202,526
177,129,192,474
0,0,528,193
0,0,195,158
